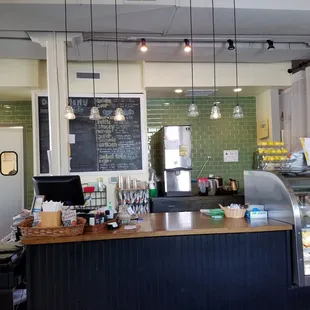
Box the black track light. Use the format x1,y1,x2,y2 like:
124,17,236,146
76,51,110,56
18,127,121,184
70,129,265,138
227,39,235,50
267,40,275,50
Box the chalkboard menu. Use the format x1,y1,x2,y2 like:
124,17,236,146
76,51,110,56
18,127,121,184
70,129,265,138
38,96,143,173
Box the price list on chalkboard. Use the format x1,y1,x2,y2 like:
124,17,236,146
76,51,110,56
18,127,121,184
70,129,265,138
96,98,142,171
37,96,143,173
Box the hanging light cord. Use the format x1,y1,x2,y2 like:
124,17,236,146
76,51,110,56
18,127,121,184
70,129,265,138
90,0,96,105
64,0,70,106
115,0,120,97
211,0,216,104
189,0,194,104
233,0,239,105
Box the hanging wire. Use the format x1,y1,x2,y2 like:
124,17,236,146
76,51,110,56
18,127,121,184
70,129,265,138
211,0,216,101
189,0,194,104
90,0,96,105
64,0,70,104
233,0,239,105
115,0,120,97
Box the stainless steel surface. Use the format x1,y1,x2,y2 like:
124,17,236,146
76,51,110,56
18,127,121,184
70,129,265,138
244,170,305,286
152,126,192,196
163,126,192,170
164,170,191,195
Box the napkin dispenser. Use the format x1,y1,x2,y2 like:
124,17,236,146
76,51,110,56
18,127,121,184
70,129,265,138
40,211,62,227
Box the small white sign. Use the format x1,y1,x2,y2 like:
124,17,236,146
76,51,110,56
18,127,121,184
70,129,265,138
224,150,239,162
69,134,75,144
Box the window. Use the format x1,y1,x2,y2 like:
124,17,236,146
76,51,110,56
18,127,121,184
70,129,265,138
0,152,18,176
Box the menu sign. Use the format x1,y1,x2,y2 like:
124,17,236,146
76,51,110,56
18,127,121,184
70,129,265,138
38,96,143,173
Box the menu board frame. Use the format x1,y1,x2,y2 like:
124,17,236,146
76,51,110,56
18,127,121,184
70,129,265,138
32,92,148,176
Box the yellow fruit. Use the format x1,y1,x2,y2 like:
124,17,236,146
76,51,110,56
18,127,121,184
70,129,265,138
276,149,282,154
258,148,264,154
261,142,268,146
267,141,274,146
282,149,288,154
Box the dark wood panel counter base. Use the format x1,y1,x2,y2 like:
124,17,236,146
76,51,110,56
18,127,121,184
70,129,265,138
24,212,310,310
26,230,310,310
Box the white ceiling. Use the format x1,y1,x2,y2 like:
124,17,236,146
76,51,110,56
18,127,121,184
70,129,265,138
0,1,310,63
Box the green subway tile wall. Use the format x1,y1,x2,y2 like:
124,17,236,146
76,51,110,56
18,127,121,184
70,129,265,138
0,102,33,208
147,97,257,188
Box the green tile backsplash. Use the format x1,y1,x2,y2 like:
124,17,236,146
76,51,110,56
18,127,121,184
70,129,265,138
147,97,257,188
0,102,33,208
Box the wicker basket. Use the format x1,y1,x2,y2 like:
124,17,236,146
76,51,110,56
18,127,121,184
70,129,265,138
19,217,86,238
220,206,246,219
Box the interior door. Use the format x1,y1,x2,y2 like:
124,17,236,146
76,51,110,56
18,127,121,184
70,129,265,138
0,127,24,238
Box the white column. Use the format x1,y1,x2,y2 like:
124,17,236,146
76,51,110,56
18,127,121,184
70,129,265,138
29,32,82,175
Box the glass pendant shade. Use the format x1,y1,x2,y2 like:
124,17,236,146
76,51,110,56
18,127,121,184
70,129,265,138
114,108,125,121
89,107,102,120
188,103,199,117
64,105,76,120
210,103,221,120
232,104,244,119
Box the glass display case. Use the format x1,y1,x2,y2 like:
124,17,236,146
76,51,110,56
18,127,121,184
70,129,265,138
244,171,310,287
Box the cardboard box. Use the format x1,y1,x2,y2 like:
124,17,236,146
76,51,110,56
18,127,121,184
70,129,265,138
40,211,62,227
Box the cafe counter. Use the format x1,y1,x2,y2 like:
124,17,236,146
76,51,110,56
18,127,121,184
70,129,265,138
23,212,310,310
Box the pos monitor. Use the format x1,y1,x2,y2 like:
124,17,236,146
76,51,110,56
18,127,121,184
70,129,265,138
32,175,85,206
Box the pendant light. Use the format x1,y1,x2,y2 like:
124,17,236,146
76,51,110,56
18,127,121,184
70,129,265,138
113,0,125,122
88,0,101,121
64,0,75,120
232,0,244,119
210,0,221,120
187,0,199,118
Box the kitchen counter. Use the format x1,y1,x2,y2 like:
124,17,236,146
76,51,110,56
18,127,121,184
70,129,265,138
25,212,309,310
21,211,291,245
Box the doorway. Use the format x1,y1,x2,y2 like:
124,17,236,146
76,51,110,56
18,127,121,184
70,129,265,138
0,126,24,238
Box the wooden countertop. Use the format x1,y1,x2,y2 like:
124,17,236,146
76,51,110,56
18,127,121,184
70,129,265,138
22,211,292,245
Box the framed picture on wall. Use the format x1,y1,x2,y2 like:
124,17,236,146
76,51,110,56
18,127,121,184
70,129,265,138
31,195,45,214
258,119,269,139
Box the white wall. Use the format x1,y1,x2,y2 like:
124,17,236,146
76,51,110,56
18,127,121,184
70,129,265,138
256,89,281,142
36,60,292,91
144,62,291,88
0,59,39,88
39,61,144,93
